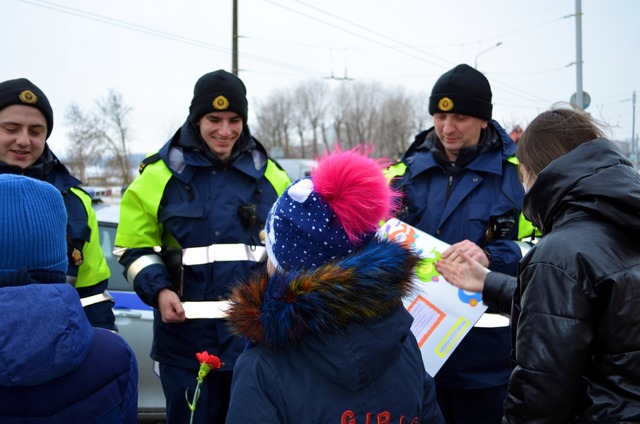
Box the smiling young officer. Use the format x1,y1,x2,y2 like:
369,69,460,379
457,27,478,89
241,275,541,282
114,69,290,424
386,64,525,424
0,78,116,332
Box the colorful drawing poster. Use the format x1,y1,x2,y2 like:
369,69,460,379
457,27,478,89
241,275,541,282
378,218,489,376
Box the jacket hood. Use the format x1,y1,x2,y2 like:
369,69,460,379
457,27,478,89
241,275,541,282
524,138,640,237
0,270,94,387
162,120,268,184
226,237,419,391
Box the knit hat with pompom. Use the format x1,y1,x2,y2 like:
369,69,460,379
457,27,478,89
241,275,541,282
265,146,400,271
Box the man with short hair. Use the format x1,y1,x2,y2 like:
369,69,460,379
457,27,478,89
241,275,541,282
0,78,116,331
387,64,525,424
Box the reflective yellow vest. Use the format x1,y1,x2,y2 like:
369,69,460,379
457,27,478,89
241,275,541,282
70,187,111,288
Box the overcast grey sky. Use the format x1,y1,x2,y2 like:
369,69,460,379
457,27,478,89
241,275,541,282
3,0,639,155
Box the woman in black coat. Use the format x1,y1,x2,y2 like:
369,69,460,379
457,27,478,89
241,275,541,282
504,108,640,422
436,107,640,421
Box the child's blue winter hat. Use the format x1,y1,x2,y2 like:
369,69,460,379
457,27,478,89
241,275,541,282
265,177,353,270
0,174,68,276
265,146,399,271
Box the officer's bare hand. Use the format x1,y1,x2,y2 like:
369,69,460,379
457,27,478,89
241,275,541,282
436,251,489,293
157,288,186,323
441,240,490,268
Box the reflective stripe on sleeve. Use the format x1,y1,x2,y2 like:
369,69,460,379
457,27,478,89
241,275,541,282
474,313,510,328
126,254,164,284
80,290,115,308
181,243,267,266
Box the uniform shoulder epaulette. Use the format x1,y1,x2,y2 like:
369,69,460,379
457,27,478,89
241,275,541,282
138,153,161,174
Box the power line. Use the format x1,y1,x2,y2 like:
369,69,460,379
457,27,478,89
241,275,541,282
18,0,326,78
263,1,570,107
293,0,455,67
19,0,229,52
17,0,577,110
264,0,451,69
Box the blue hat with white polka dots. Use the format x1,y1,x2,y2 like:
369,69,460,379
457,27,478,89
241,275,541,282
265,177,357,271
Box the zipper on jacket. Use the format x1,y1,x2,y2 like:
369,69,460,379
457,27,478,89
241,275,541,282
445,164,455,204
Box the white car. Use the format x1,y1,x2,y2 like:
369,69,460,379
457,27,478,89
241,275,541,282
94,202,166,422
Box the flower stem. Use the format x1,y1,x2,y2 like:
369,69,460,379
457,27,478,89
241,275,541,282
188,382,202,424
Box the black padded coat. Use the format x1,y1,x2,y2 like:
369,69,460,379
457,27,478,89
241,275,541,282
503,139,640,423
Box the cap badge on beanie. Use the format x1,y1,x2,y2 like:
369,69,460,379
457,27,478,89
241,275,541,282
437,97,454,112
213,95,230,111
189,70,248,123
428,64,493,121
18,90,38,105
0,78,54,138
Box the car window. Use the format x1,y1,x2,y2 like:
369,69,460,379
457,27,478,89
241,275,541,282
99,222,132,292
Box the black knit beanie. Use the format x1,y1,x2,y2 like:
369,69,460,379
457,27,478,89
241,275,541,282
188,70,248,124
0,78,54,139
428,64,492,121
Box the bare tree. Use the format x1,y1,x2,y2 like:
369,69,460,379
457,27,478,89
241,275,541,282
254,91,293,157
297,80,328,156
96,90,134,185
291,86,308,158
64,104,105,183
65,89,135,186
331,83,351,148
254,79,430,160
340,81,381,149
375,88,415,158
410,92,432,133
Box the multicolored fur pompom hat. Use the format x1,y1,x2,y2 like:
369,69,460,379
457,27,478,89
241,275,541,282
265,146,400,271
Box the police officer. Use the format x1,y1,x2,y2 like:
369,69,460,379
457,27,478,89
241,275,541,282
387,64,525,424
114,70,290,424
0,78,116,331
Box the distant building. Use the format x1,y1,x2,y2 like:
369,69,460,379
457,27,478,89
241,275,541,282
276,158,316,181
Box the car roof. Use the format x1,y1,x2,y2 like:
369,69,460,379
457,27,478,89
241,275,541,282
93,202,120,224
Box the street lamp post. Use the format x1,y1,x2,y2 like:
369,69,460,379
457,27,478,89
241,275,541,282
474,42,503,69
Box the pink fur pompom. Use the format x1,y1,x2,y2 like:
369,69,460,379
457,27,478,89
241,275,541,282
311,145,400,243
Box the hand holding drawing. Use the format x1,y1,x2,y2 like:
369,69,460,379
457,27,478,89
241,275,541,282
436,249,489,293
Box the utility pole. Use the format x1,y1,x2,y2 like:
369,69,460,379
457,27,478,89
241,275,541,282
574,0,584,109
232,0,238,76
632,90,637,157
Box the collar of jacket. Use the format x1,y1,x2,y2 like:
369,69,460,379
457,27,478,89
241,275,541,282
161,120,267,183
524,138,640,237
0,144,79,191
226,237,420,350
402,120,514,179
